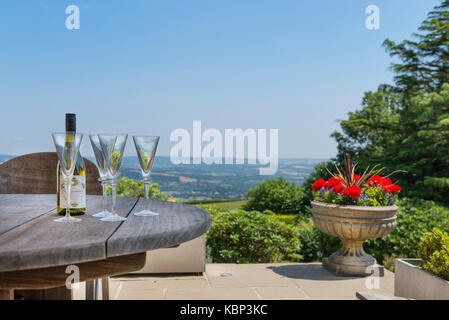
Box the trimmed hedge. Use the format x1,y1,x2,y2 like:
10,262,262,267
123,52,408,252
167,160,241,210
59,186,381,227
203,206,302,263
365,198,449,263
201,197,449,265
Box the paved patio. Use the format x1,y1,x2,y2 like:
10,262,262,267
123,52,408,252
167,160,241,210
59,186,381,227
73,263,395,300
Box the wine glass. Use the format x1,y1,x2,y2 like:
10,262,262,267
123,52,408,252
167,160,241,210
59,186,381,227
132,135,160,216
52,132,84,223
89,135,112,218
98,134,128,222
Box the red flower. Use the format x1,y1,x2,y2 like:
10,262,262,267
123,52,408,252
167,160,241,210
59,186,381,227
312,178,326,191
367,175,383,186
381,177,392,187
343,186,362,200
332,184,344,194
385,184,401,194
327,177,343,187
353,174,361,182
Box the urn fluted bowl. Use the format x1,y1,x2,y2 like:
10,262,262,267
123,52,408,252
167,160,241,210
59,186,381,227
311,200,398,277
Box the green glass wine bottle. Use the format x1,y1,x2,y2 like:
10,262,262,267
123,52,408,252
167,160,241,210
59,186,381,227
57,113,87,215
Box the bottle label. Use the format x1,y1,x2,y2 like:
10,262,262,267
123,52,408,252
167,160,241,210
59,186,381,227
59,175,86,209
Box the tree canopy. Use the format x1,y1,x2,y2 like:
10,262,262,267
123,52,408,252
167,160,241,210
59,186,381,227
332,1,449,203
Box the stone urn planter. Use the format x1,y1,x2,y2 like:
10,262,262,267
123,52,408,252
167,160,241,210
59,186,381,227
312,200,398,277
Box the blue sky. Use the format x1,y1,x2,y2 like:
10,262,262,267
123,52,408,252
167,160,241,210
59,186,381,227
0,0,440,158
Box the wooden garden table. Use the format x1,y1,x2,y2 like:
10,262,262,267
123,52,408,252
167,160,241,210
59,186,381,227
0,194,210,300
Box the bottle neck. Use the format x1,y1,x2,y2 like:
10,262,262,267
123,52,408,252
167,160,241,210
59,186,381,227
66,114,76,132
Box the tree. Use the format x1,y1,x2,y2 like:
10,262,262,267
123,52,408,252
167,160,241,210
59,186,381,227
384,1,449,93
331,1,449,203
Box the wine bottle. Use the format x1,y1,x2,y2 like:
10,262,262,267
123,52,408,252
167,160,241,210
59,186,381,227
57,113,87,215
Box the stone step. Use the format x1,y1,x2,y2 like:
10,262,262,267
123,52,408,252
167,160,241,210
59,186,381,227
356,291,412,300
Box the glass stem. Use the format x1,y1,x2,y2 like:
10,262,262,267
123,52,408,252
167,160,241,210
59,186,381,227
144,182,150,211
65,175,71,219
111,182,117,216
101,181,107,213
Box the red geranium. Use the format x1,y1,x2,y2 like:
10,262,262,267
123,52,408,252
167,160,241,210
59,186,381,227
367,175,383,186
311,154,403,206
353,173,362,182
332,184,344,194
343,186,362,200
328,177,343,187
381,177,392,187
312,178,326,191
385,184,401,194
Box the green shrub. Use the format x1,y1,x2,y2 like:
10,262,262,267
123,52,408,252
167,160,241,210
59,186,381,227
365,198,449,263
418,228,449,281
107,177,169,200
295,218,321,261
244,177,308,214
273,213,298,225
202,206,302,263
381,254,406,272
201,197,449,266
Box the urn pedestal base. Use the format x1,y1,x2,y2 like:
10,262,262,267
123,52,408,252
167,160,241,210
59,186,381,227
323,258,384,277
323,240,384,277
322,241,384,277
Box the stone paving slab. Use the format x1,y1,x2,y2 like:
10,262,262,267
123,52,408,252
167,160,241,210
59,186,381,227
117,288,165,300
72,263,395,300
255,287,306,300
166,288,260,300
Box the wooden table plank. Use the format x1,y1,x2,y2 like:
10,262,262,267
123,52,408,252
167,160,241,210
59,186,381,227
106,199,210,257
0,253,146,290
0,194,56,236
0,195,138,272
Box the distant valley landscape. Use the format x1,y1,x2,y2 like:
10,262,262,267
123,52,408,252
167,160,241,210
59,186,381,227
0,154,326,200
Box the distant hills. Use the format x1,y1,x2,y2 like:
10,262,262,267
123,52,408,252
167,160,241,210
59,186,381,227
0,154,326,200
115,156,326,200
0,154,13,163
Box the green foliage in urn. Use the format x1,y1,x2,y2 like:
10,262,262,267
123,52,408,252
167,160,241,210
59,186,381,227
418,228,449,281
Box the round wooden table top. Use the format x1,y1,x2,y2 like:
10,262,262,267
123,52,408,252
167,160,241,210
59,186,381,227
0,194,211,273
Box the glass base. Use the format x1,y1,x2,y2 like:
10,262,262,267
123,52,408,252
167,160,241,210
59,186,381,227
92,211,112,218
54,215,82,223
134,210,159,217
100,214,127,222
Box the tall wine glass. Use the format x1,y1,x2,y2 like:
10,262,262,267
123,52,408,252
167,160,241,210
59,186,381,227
133,135,160,216
98,134,128,222
52,132,84,223
89,135,112,218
